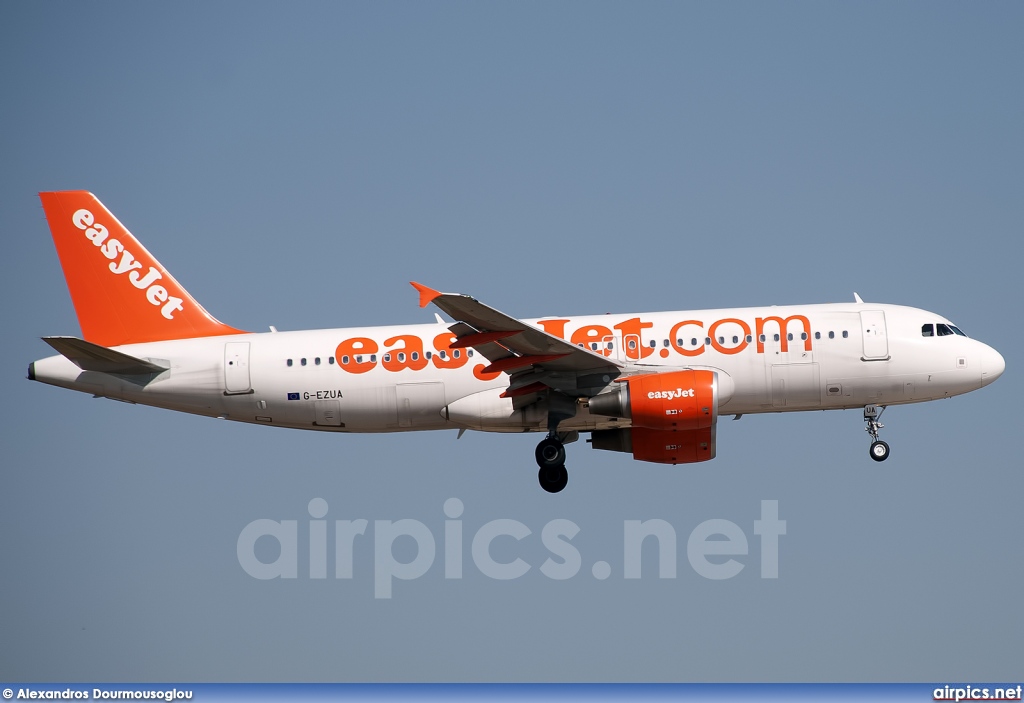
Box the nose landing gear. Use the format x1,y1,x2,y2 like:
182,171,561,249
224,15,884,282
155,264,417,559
864,404,890,462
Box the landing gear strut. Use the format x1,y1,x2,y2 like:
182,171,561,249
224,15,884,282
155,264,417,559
864,404,890,462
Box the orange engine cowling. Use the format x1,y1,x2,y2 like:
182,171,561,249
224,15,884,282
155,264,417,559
590,426,715,464
588,369,718,430
588,369,719,465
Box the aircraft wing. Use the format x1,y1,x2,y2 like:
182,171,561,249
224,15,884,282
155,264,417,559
411,282,622,394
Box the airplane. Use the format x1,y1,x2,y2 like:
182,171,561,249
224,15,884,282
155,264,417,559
29,191,1005,493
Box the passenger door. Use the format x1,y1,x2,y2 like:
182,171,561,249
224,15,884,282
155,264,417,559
860,311,889,361
224,342,251,394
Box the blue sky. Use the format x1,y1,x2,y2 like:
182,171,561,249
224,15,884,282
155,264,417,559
1,1,1021,682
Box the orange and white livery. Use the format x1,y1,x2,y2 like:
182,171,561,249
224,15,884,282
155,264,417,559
30,191,1006,492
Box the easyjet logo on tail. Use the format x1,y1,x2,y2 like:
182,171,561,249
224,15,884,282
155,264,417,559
71,209,184,320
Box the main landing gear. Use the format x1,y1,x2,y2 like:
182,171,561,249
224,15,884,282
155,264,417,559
536,436,568,493
534,393,577,493
864,404,890,462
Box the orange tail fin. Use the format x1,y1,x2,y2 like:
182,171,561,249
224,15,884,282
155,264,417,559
39,191,245,347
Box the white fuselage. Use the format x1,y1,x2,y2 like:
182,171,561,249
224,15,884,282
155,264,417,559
30,302,1004,435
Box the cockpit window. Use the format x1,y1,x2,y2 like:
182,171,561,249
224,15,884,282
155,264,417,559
950,325,967,337
921,324,934,337
936,323,954,337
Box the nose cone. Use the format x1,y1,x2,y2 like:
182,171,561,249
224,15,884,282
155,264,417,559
981,344,1005,387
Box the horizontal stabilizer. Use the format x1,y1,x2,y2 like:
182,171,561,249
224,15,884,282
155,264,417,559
42,336,168,375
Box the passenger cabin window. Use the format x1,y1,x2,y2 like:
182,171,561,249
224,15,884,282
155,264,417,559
828,331,835,339
937,323,954,337
287,359,293,367
649,340,656,348
842,331,849,338
329,357,335,365
315,357,321,365
922,324,934,337
814,332,821,340
300,358,307,366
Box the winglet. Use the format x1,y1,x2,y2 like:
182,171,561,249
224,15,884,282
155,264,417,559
853,292,864,304
410,281,442,308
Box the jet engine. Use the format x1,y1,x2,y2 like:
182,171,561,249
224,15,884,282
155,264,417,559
588,369,720,464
